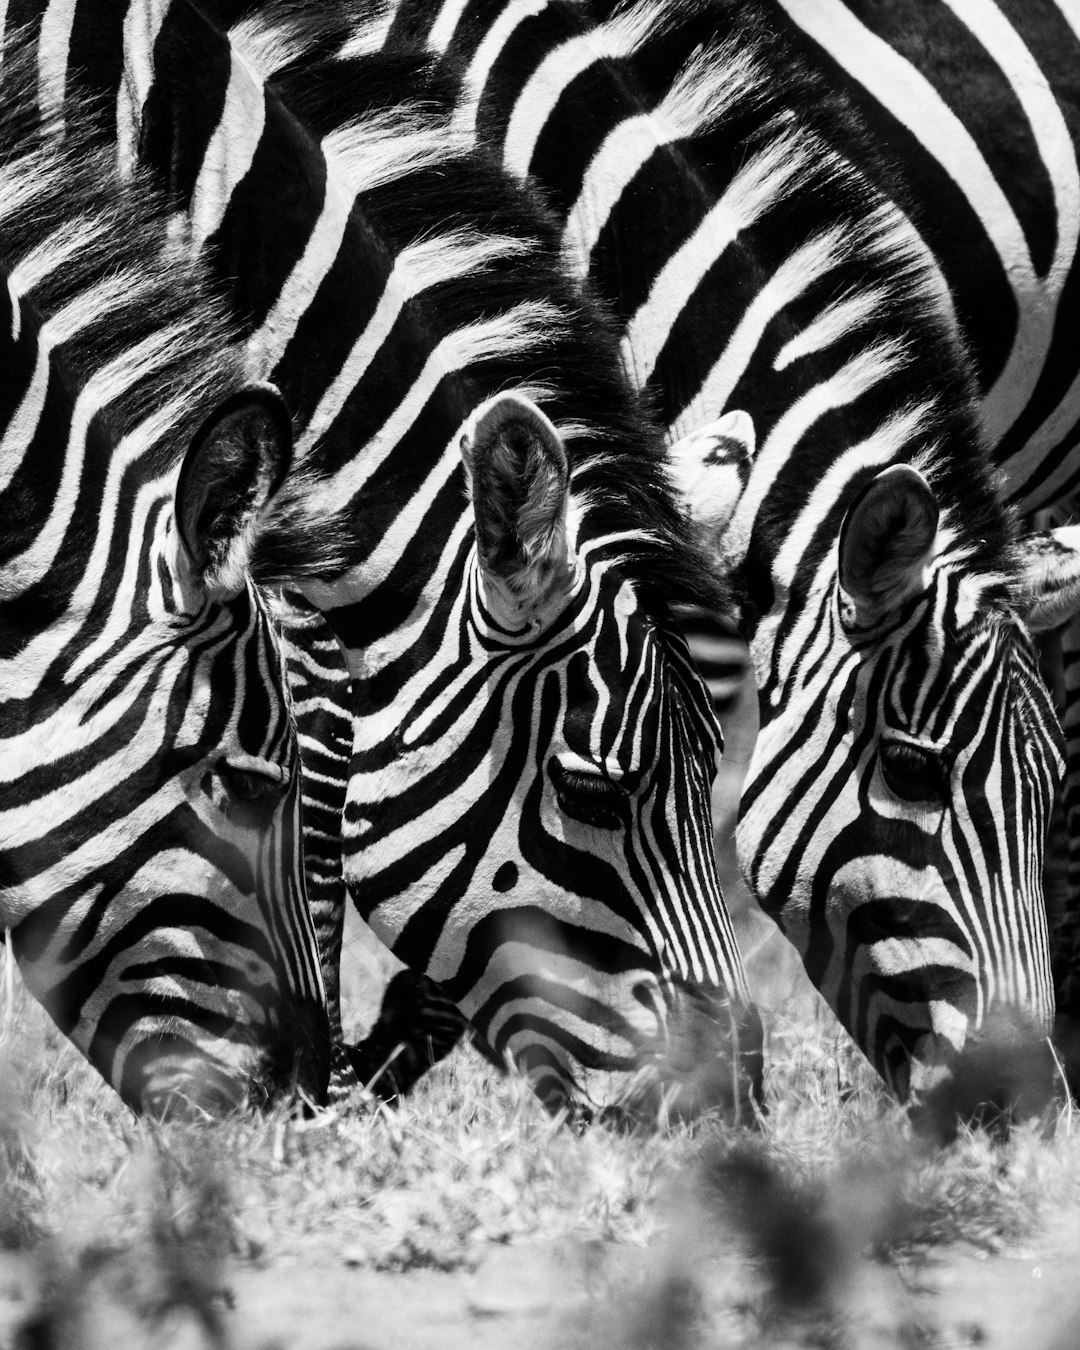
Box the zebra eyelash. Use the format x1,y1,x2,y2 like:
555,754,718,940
878,740,948,807
549,759,629,830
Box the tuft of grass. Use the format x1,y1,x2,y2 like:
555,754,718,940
0,1058,43,1251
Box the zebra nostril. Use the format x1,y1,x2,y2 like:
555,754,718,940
631,979,663,1018
493,861,518,892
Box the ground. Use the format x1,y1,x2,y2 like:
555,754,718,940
3,896,1080,1350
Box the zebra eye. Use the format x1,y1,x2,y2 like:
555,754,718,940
879,742,946,806
549,759,628,830
218,762,288,811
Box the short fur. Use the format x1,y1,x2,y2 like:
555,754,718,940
0,44,246,580
213,3,732,618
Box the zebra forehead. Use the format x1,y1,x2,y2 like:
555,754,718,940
888,610,1051,729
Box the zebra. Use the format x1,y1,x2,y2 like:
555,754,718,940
563,0,1080,1091
0,32,329,1116
280,414,753,1103
23,0,765,1122
760,0,1080,1087
269,587,473,1097
371,0,1080,1114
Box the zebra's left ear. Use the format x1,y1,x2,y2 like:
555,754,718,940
670,410,755,538
174,384,294,598
460,392,571,616
1015,526,1080,630
838,464,940,628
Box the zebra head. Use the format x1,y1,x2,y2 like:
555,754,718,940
0,64,327,1115
2,382,330,1117
314,392,762,1123
734,464,1062,1113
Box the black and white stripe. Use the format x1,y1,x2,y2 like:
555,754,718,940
19,0,763,1120
386,0,1071,1108
767,0,1080,510
764,0,1080,1081
0,31,328,1115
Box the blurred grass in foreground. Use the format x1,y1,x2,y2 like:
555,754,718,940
3,911,1080,1348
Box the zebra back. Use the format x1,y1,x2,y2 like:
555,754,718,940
767,0,1080,511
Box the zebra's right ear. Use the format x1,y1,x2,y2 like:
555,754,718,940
174,384,293,599
1015,526,1080,630
838,465,940,629
460,392,572,619
671,410,755,538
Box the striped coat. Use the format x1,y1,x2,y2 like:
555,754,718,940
0,33,329,1114
20,0,764,1121
382,0,1072,1111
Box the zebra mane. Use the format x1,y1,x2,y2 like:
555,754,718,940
0,30,247,603
429,0,1019,593
223,1,730,617
610,0,1018,579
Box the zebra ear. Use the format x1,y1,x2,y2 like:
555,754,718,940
1015,526,1080,630
670,410,755,537
838,465,939,627
174,384,293,598
460,393,571,614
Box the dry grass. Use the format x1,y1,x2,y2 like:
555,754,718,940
3,907,1080,1348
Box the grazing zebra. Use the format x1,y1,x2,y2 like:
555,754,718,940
0,34,329,1115
271,585,474,1097
377,0,1079,1112
23,0,764,1121
762,0,1080,1083
282,413,753,1103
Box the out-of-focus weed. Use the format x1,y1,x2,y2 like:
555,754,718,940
3,921,1080,1347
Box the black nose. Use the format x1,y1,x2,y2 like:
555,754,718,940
609,984,766,1129
908,1007,1059,1143
140,1072,246,1120
657,985,765,1124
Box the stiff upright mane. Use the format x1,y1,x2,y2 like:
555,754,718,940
576,0,1017,581
395,0,1020,601
0,27,249,628
209,1,731,617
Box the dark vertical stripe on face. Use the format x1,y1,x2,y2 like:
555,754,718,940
141,6,233,214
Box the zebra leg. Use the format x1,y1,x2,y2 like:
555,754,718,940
1017,527,1080,1092
273,594,359,1094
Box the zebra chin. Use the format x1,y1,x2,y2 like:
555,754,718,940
495,983,764,1130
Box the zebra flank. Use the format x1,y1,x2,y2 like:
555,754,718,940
0,31,329,1114
393,0,1069,1115
16,0,764,1120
